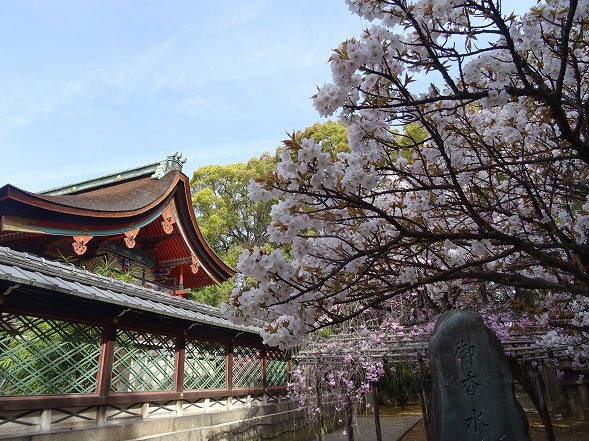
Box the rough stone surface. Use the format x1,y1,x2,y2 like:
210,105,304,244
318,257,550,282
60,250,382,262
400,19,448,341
428,310,531,441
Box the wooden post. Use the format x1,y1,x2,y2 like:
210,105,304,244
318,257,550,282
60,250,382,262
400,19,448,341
371,382,382,441
175,334,186,393
97,322,116,396
261,348,267,389
179,266,184,290
226,344,233,391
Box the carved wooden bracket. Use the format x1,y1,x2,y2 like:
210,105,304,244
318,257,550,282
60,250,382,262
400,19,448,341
191,255,200,274
161,206,176,234
72,235,93,255
124,228,140,248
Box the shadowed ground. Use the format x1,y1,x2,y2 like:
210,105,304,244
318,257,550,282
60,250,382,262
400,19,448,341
314,403,589,441
314,414,421,441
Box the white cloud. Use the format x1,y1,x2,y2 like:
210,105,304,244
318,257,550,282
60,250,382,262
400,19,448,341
184,137,279,167
170,93,235,117
0,0,341,135
214,0,274,31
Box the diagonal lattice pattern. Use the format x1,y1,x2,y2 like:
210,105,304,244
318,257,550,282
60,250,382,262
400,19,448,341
0,313,102,395
111,329,176,392
184,340,226,390
266,350,287,387
232,346,261,388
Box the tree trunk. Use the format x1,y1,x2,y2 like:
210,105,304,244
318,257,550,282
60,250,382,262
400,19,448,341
534,363,556,441
346,393,355,441
316,372,325,441
417,354,432,441
372,383,382,441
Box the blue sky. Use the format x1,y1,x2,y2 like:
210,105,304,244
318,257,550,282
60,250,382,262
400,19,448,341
0,0,535,192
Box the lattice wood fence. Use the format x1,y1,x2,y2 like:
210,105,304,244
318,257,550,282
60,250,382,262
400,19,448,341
0,311,289,398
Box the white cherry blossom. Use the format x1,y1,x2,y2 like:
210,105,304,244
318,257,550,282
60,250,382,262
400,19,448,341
225,0,589,356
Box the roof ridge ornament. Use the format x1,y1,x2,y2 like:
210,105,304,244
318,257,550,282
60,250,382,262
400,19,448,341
151,152,187,179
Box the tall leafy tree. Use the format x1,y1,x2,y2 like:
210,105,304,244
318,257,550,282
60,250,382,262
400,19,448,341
191,153,277,260
190,153,277,305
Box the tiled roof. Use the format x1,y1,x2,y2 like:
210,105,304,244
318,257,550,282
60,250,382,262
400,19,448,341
0,246,257,334
29,172,177,213
0,172,177,216
0,155,236,288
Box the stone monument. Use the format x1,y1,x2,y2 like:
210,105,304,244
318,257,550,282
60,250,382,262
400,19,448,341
428,310,531,441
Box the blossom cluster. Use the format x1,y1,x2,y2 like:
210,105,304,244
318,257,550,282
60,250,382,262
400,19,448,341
223,0,589,363
287,316,390,421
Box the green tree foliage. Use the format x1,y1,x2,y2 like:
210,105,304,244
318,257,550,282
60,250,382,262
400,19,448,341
190,121,349,306
190,153,277,305
396,122,427,148
191,153,277,262
191,279,235,307
0,316,102,395
295,120,349,158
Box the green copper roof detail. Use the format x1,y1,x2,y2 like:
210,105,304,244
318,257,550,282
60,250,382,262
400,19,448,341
38,153,186,195
151,152,187,180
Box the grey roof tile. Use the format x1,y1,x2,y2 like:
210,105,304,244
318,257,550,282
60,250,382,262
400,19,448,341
0,246,259,334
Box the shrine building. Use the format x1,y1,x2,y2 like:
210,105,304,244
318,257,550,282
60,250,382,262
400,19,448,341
0,153,293,440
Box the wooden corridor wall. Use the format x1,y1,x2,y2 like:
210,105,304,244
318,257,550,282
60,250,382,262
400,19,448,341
0,306,289,436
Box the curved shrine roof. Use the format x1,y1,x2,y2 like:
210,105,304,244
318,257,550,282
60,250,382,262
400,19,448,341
0,153,235,289
24,172,177,214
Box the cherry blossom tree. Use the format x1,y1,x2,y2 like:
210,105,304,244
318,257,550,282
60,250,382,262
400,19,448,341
223,0,589,357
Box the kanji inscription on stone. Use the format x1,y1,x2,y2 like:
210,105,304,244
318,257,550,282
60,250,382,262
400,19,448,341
428,310,531,441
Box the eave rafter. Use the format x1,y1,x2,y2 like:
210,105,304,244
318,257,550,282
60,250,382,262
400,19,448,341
156,257,193,269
